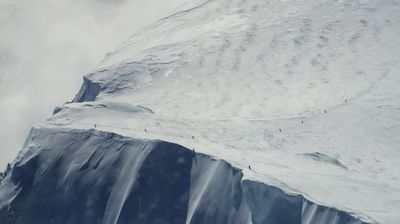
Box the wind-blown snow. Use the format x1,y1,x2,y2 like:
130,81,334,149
1,0,399,223
0,128,368,224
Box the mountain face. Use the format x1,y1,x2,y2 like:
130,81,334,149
0,128,367,224
1,0,399,223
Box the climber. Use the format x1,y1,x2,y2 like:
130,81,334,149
324,109,327,114
248,165,251,170
279,128,282,133
144,128,147,133
192,135,195,140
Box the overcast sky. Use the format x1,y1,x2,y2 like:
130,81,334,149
0,0,187,169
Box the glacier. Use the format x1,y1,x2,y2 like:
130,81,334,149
1,0,400,223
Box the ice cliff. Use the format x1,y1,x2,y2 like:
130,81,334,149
1,0,399,223
0,129,367,224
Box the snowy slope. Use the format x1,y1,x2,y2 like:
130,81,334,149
1,0,400,223
0,128,368,224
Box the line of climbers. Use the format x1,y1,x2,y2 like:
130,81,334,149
89,99,349,172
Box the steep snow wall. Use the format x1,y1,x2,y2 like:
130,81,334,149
0,128,369,224
72,77,102,103
243,181,368,224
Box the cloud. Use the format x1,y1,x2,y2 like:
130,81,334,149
0,0,187,169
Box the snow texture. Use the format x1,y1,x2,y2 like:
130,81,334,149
1,0,399,223
0,129,367,224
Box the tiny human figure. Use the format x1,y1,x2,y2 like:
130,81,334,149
279,128,282,133
192,136,195,140
192,148,195,153
144,128,147,133
324,109,327,114
301,120,304,124
248,165,251,170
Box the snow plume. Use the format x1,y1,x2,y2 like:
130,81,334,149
0,0,186,168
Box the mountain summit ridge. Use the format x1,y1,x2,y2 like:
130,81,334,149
1,0,399,223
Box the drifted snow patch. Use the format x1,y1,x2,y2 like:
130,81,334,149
0,128,369,224
301,152,348,170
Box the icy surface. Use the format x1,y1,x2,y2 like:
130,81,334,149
0,128,367,224
1,0,400,223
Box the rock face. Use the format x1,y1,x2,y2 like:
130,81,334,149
0,129,367,224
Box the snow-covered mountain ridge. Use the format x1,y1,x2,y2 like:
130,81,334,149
0,128,368,223
1,0,399,223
